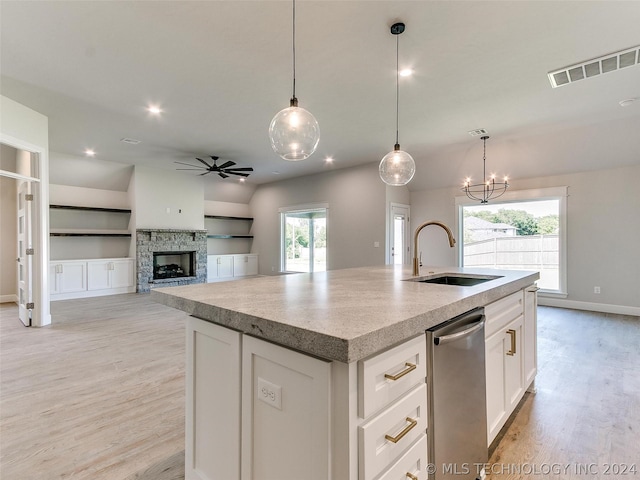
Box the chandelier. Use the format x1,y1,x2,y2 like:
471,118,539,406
462,135,509,203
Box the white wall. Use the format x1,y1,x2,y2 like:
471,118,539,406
410,164,640,313
0,145,18,301
250,162,387,274
132,165,204,230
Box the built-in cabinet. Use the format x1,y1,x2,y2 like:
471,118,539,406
206,254,258,281
49,204,134,300
484,285,537,445
50,258,135,300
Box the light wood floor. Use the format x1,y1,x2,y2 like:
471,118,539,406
1,297,639,479
0,294,188,480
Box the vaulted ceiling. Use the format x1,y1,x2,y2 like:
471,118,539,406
2,1,639,198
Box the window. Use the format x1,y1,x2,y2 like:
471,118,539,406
456,187,567,295
280,206,327,273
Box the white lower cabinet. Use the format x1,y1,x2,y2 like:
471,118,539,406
185,318,242,480
50,261,86,295
50,258,135,300
241,335,331,480
207,254,258,281
485,286,536,445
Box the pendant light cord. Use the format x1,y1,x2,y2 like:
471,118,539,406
395,33,400,146
292,0,296,100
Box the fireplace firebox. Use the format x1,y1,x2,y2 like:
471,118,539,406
153,251,195,280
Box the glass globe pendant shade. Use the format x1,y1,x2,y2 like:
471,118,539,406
269,98,320,161
379,144,416,186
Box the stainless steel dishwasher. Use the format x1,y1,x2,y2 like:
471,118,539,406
426,307,487,480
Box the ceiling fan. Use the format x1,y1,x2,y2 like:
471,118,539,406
175,156,254,179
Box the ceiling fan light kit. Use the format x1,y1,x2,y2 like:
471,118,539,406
269,0,320,161
379,22,416,186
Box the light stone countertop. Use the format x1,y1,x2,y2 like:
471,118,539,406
151,265,539,363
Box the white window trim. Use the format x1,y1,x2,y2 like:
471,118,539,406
279,203,329,273
455,186,568,297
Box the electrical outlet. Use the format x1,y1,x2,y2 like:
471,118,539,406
257,377,282,410
594,286,601,294
374,241,380,248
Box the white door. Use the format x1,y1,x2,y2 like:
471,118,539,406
17,182,33,326
389,204,410,265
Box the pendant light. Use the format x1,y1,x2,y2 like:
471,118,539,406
462,136,509,203
269,0,320,161
379,22,415,186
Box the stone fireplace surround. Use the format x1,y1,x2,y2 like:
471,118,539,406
136,229,207,293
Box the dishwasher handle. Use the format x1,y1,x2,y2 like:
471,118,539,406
433,319,485,346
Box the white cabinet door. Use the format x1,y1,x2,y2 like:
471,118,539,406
233,255,258,277
208,255,234,281
186,318,242,480
58,262,86,293
504,315,525,413
241,335,331,480
485,328,508,444
523,286,538,387
110,259,134,288
87,260,111,291
485,314,525,445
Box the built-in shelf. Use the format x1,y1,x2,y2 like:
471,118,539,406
204,215,253,221
207,234,254,239
50,204,132,213
50,232,131,237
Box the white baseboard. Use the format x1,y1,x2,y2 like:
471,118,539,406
538,297,640,317
0,294,18,304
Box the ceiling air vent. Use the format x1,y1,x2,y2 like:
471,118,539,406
548,46,640,88
468,128,488,137
120,137,141,145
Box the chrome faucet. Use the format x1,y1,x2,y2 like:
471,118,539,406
412,221,456,276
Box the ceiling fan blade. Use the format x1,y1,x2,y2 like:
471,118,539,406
195,157,213,168
176,168,207,171
218,160,236,169
224,167,253,172
218,172,229,179
227,172,251,177
199,171,213,176
174,161,206,168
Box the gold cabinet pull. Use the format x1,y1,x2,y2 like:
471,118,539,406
385,417,418,443
384,362,416,381
406,473,418,480
506,329,516,356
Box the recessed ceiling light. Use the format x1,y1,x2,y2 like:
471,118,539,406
85,149,95,157
619,98,637,107
271,171,281,175
399,68,413,77
120,137,141,145
325,156,334,163
239,178,246,183
147,105,162,115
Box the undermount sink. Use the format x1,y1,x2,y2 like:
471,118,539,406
407,273,503,286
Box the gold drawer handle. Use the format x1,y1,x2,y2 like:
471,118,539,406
506,329,516,356
385,417,418,444
384,362,416,381
406,473,418,480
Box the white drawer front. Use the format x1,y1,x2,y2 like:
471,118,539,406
358,334,426,418
378,434,428,480
359,383,428,480
484,290,523,338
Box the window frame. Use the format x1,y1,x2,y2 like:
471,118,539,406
455,186,568,297
279,203,329,273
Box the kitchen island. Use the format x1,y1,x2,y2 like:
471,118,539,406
152,265,539,480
